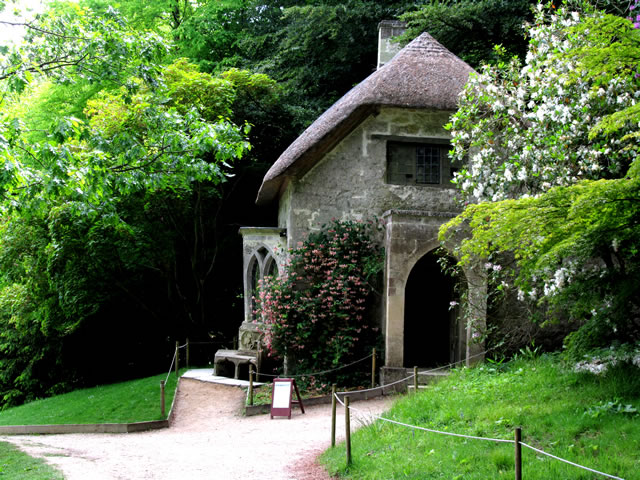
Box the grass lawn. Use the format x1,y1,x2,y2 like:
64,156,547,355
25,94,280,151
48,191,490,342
0,369,186,426
321,355,640,479
0,441,63,479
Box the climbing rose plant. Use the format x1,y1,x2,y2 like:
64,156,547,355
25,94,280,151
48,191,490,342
254,219,383,384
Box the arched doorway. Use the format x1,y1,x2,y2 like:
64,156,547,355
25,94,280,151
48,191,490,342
403,250,459,367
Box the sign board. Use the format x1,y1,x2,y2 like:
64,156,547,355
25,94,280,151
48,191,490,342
270,378,305,419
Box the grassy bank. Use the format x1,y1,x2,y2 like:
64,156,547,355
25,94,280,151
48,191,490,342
0,369,185,426
0,442,63,479
322,355,640,479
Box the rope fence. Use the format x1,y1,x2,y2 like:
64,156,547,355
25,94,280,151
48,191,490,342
256,352,375,379
164,347,177,385
336,347,493,397
520,442,625,480
161,338,626,479
333,389,626,480
159,339,224,417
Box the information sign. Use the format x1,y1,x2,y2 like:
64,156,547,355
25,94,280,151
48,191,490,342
270,378,305,419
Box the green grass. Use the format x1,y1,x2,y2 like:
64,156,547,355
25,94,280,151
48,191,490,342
0,369,186,426
0,441,63,479
321,355,640,479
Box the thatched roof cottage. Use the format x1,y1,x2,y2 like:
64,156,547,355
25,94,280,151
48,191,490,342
232,22,486,383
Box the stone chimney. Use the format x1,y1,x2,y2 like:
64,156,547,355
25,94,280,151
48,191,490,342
377,20,407,70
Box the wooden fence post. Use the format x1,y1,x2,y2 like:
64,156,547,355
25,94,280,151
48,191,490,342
371,348,376,389
248,365,254,406
331,385,337,447
345,396,352,466
175,341,180,377
414,366,418,393
160,380,166,417
515,427,522,480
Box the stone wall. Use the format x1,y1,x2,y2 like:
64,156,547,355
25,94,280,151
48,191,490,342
274,106,486,368
277,107,459,248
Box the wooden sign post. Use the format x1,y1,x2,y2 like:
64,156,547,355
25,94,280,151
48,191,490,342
270,378,305,419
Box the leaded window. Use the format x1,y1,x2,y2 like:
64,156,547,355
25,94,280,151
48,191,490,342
387,141,452,186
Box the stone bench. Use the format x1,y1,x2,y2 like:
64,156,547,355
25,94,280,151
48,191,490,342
214,349,258,379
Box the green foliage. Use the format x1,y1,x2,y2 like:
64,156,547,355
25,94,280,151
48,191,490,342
255,219,384,385
81,0,196,31
584,398,638,418
400,0,535,68
0,213,66,407
448,8,638,203
321,355,640,479
562,13,640,139
0,3,261,409
0,80,102,144
441,6,640,356
266,1,411,124
443,170,640,354
0,2,169,92
174,0,413,129
2,67,250,214
161,59,237,121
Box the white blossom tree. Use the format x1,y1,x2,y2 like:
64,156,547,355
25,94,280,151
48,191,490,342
441,4,640,357
448,4,638,203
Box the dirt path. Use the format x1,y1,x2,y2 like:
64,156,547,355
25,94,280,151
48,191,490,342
1,378,392,480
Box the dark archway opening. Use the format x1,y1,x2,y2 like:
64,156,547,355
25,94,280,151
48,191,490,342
404,250,459,368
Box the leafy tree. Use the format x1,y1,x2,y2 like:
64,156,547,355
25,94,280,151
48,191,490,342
440,5,640,357
447,6,638,203
0,2,168,92
0,213,66,407
258,0,413,127
174,0,413,129
0,2,265,406
399,0,535,68
81,0,196,31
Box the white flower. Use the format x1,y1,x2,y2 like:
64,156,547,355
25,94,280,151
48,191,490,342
612,238,619,252
517,168,527,181
504,167,513,182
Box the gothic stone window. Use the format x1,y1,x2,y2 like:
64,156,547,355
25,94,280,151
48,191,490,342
248,247,279,321
386,141,455,187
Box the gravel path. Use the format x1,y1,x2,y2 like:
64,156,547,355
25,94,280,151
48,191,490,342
1,378,392,480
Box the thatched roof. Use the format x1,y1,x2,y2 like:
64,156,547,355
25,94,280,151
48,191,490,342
256,32,475,205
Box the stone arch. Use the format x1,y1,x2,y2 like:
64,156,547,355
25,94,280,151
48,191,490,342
264,253,280,279
245,245,280,321
240,227,286,324
382,210,486,370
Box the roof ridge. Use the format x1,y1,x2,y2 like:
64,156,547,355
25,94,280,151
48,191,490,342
400,32,454,57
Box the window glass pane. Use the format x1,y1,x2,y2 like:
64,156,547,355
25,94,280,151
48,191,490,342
416,146,440,184
387,141,446,186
